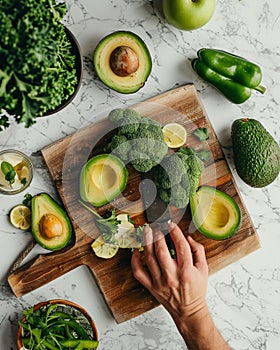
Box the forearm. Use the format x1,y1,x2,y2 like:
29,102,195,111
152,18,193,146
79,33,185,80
172,306,231,350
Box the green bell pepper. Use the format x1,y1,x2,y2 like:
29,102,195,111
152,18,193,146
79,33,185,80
192,48,266,104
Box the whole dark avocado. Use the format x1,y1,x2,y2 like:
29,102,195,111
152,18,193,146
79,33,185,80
93,31,152,94
231,118,280,187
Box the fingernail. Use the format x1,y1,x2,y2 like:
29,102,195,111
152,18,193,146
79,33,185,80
168,221,176,230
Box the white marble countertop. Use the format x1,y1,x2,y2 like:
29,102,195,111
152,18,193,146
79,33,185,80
1,0,280,349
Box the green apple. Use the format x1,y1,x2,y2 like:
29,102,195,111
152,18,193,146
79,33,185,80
163,0,216,31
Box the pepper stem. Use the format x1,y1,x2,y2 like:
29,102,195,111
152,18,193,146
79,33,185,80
254,84,266,94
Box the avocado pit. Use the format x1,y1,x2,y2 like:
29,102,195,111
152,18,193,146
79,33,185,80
39,213,63,239
110,46,139,77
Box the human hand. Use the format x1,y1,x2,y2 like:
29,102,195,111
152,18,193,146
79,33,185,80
131,222,208,321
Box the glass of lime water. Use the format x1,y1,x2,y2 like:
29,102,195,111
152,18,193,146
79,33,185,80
0,149,34,195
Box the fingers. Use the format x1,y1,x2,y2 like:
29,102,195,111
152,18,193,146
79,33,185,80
131,249,152,290
169,222,208,273
168,222,193,266
142,226,162,281
187,235,208,274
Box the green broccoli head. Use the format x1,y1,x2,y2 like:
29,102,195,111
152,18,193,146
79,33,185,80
158,184,189,209
106,108,168,172
108,108,125,124
118,116,141,137
123,108,141,119
169,184,190,208
106,134,131,161
129,150,157,172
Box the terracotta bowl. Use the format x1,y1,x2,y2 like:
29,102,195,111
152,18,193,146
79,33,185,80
17,299,98,349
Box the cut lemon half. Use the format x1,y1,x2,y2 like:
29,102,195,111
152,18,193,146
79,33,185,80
162,123,187,148
9,204,31,230
91,235,119,259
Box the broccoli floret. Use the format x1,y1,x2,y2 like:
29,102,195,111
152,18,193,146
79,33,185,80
108,108,125,123
129,150,157,172
158,188,170,203
178,151,204,195
119,116,141,136
123,108,141,119
153,147,204,208
105,108,168,172
158,184,189,209
180,173,190,192
163,153,186,183
169,184,190,208
106,134,131,160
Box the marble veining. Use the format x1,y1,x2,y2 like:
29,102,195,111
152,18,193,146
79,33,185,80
1,0,280,349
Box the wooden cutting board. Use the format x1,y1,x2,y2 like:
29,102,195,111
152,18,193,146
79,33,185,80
8,84,260,323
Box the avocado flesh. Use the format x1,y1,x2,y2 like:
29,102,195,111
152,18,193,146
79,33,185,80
231,118,280,188
93,31,152,94
31,193,72,251
190,186,241,240
80,154,128,207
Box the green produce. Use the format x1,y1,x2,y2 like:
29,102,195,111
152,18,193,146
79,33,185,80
93,31,152,94
192,127,209,141
79,201,121,244
80,154,128,207
163,0,216,31
190,186,241,240
31,193,72,251
231,118,280,187
192,48,266,104
105,108,168,173
19,303,98,349
153,147,204,208
0,0,78,130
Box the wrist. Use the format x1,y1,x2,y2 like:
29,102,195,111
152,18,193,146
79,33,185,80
172,303,210,336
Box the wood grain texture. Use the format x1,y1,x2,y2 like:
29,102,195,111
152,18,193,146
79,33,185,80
8,84,260,323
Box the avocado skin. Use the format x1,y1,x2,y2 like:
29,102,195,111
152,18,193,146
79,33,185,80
231,118,280,187
93,31,152,94
31,193,72,251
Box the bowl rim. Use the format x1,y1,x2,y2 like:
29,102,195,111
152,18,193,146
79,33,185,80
43,25,83,117
0,149,34,195
17,299,98,349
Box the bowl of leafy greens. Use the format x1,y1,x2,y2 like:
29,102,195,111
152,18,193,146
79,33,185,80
0,0,83,131
17,299,99,350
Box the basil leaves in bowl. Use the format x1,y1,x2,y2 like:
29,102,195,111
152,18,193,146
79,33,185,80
17,299,98,349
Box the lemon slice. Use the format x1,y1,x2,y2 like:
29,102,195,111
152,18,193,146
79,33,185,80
9,204,31,230
14,162,30,182
162,123,187,148
91,235,119,259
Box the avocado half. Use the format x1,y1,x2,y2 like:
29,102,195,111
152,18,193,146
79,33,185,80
93,31,152,94
31,193,72,251
80,154,128,207
190,186,242,240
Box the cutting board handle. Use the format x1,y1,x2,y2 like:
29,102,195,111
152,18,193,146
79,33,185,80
8,243,91,297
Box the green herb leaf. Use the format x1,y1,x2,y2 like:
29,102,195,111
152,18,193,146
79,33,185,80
197,149,211,161
1,161,16,185
22,193,33,207
193,127,209,141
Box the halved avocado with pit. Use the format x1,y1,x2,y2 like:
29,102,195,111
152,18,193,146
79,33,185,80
31,193,72,251
190,186,242,240
93,31,152,94
80,153,128,207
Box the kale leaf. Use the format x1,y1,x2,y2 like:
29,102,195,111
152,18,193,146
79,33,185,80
0,0,78,129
